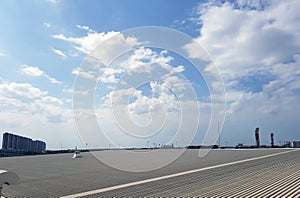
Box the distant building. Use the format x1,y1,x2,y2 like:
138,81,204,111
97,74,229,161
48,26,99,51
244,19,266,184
161,144,174,149
282,141,292,148
31,140,46,153
236,143,244,148
270,133,274,147
292,140,300,148
255,127,260,147
2,132,46,153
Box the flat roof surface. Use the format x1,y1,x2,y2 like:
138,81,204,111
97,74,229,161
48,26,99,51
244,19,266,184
0,149,299,197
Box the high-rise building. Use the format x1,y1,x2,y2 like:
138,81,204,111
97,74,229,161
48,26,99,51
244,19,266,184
292,140,300,148
31,140,46,153
271,133,274,147
255,127,260,147
1,132,46,153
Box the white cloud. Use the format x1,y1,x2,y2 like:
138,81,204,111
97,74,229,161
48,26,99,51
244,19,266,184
65,33,213,147
186,0,300,97
71,47,186,89
46,0,60,4
105,76,187,116
0,111,83,150
72,67,97,80
183,40,211,62
120,47,155,74
43,22,50,28
69,52,79,57
79,47,192,117
76,99,201,150
183,0,300,145
119,47,183,75
88,47,191,119
76,25,90,31
0,52,6,57
52,49,67,57
188,0,300,79
265,54,300,94
63,88,89,96
96,67,123,83
20,65,44,77
45,75,61,84
19,65,61,84
52,31,139,66
106,87,137,104
0,81,69,123
52,31,120,54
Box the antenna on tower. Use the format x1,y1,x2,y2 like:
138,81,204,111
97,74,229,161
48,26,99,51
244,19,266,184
218,121,220,148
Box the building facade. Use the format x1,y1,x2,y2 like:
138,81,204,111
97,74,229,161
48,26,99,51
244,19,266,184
2,132,46,153
292,140,300,148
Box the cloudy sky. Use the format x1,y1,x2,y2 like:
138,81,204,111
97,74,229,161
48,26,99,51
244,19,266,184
0,0,299,149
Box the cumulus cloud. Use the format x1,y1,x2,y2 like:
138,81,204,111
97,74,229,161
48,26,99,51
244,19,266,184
52,29,140,66
71,47,187,90
0,81,69,123
0,81,81,149
64,29,215,147
106,85,180,115
19,65,61,84
52,31,120,54
104,71,188,117
189,0,300,79
118,47,185,76
187,0,300,98
99,68,123,83
71,43,200,145
184,0,300,144
19,65,44,77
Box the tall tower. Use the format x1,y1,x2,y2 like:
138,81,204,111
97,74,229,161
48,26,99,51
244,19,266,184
255,128,260,148
271,133,274,147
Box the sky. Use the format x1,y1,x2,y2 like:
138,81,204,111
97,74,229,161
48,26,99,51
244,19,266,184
0,0,299,150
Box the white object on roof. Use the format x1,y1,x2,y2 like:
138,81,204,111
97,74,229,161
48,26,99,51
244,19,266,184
0,170,20,196
72,150,82,158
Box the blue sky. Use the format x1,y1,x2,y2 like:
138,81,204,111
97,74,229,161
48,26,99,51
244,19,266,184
0,0,299,149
